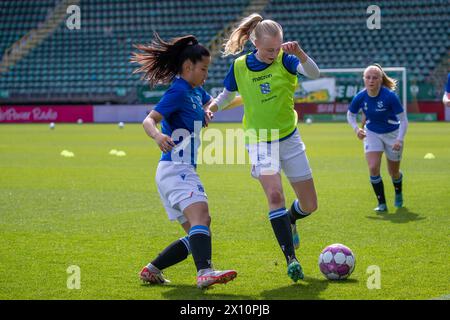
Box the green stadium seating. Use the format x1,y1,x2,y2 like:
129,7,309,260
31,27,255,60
0,0,448,103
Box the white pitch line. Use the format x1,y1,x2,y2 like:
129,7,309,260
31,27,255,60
429,294,450,300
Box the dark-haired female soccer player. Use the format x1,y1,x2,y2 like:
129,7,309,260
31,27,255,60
347,64,408,212
131,33,237,289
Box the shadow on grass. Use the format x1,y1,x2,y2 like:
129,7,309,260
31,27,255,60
153,284,254,300
259,276,354,300
139,276,358,300
366,207,425,224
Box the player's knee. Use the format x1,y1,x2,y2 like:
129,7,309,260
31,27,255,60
198,209,210,226
205,215,211,227
368,165,380,176
387,168,400,178
185,204,210,226
267,189,284,207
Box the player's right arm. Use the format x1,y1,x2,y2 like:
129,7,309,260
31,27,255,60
443,92,450,107
208,89,243,112
361,113,367,128
347,93,366,140
208,61,243,112
143,110,175,153
206,89,242,112
347,111,366,140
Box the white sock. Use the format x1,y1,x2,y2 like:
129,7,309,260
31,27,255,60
197,268,213,276
146,263,161,273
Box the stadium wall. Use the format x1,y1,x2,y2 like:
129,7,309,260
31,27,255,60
93,105,150,123
0,103,446,123
295,102,447,121
0,105,93,123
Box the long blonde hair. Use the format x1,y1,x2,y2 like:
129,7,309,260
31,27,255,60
222,13,283,56
369,63,398,90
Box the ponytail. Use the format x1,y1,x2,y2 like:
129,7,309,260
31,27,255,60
222,13,283,56
223,13,263,56
131,32,210,87
372,63,398,91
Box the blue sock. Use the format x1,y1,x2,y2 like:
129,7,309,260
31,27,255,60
151,236,191,271
269,208,296,264
370,175,386,205
188,225,212,272
289,199,310,224
392,172,403,195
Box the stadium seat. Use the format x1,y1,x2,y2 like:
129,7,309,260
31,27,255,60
0,0,448,102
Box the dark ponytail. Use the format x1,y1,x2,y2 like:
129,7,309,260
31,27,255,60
131,32,210,87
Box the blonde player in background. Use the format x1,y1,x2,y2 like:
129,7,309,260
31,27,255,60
347,64,408,212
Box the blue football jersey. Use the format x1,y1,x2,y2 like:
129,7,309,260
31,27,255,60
223,50,300,91
348,87,404,134
154,76,211,165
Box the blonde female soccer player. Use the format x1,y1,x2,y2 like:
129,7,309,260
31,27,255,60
208,13,320,282
131,33,237,289
347,64,408,212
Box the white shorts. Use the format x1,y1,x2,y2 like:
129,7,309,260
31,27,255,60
246,129,313,182
364,128,403,161
155,161,208,224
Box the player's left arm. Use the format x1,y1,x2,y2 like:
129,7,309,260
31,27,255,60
392,112,408,151
392,93,408,151
282,41,320,79
444,74,450,107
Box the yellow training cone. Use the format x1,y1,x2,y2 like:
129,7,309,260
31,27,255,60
60,150,74,157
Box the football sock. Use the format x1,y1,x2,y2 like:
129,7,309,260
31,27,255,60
370,175,386,204
288,199,311,224
150,236,191,271
269,208,296,264
188,225,212,272
392,172,403,195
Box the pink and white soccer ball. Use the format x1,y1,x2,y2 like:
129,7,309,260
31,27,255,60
318,243,355,280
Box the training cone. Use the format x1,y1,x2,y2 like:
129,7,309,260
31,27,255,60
424,153,435,159
60,150,75,157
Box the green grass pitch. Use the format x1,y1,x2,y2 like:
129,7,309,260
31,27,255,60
0,122,449,300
